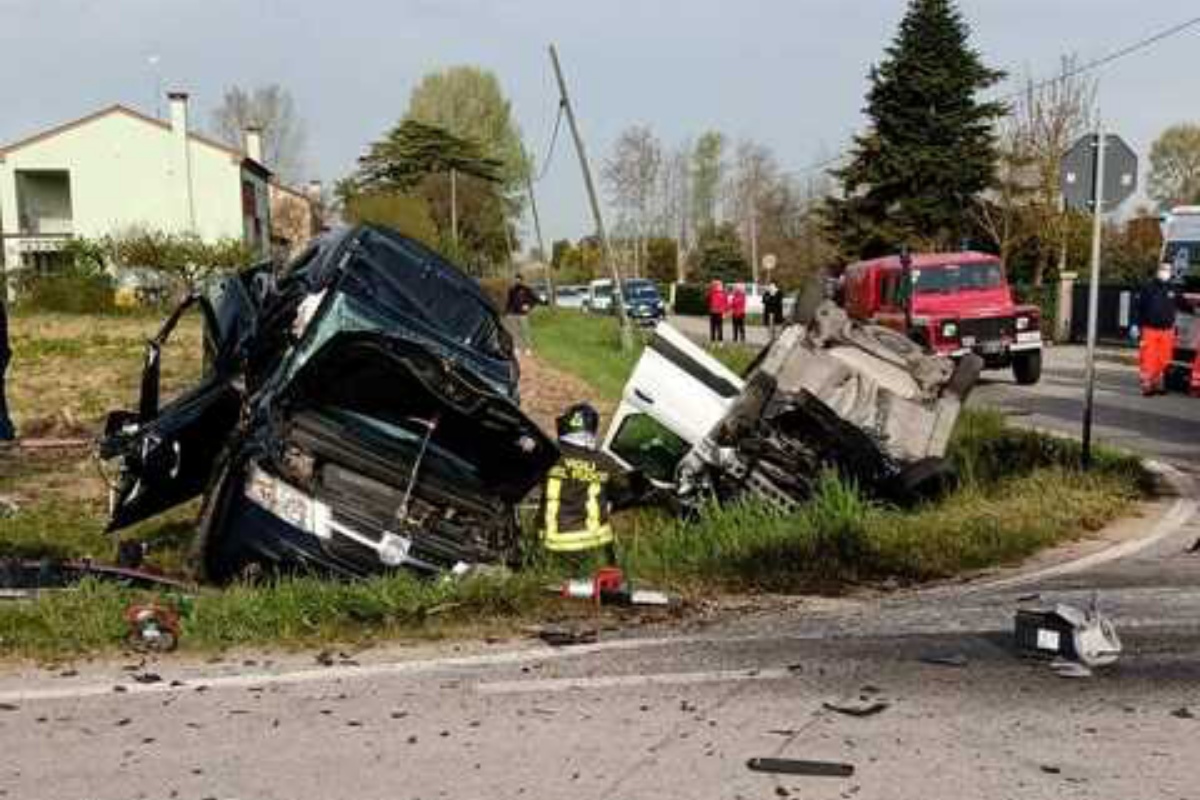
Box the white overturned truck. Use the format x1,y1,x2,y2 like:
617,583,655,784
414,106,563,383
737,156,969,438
601,302,982,509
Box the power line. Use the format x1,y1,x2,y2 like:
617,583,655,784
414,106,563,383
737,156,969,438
533,101,565,182
781,13,1200,179
995,13,1200,103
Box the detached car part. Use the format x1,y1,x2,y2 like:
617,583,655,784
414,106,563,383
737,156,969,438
100,225,558,582
603,301,980,511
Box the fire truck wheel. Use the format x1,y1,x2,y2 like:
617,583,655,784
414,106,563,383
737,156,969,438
1013,350,1042,385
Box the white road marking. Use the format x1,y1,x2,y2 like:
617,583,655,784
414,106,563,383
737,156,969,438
969,495,1198,593
0,636,708,706
476,668,796,695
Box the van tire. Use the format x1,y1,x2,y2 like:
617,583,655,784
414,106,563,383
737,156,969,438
1013,350,1042,385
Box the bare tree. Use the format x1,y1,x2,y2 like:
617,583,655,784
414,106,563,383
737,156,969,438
211,84,308,183
1011,55,1098,285
725,139,779,281
656,142,692,281
603,125,663,277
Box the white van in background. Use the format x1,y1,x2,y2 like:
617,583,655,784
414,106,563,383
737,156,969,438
582,278,614,313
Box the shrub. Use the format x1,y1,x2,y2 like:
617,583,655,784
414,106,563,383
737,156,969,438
672,283,708,316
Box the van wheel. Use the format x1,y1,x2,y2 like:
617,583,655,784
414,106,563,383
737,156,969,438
1013,350,1042,385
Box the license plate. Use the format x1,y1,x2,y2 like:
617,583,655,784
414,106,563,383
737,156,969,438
980,340,1003,355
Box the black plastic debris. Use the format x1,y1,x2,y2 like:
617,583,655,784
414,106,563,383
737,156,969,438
747,757,855,778
823,701,889,718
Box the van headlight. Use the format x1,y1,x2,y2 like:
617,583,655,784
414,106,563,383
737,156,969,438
1016,316,1030,331
244,464,327,538
941,321,958,339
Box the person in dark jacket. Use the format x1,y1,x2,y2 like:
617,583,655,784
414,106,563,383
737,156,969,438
505,274,540,356
1131,262,1178,396
762,282,785,339
537,403,646,560
0,300,14,442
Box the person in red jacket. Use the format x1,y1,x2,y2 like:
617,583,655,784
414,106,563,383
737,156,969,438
729,283,748,343
706,280,727,343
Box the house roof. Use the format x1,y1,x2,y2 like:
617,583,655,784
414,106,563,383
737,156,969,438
0,104,267,172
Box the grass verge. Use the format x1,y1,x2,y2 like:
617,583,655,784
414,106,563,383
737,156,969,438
0,310,1151,658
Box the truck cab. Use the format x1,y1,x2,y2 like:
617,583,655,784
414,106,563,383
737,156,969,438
842,252,1043,385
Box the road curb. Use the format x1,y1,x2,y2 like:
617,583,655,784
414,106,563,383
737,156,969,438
960,459,1197,594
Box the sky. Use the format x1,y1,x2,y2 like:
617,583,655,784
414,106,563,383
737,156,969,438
2,0,1198,247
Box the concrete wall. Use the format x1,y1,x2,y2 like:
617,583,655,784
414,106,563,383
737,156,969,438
0,109,247,266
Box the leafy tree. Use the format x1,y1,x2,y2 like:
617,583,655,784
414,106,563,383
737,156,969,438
1149,123,1200,209
405,66,530,194
350,119,510,272
355,120,502,192
645,237,679,283
691,223,748,284
108,229,256,297
342,192,439,248
210,84,307,183
825,0,1005,258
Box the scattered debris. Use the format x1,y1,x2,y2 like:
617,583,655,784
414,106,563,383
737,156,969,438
747,757,855,778
557,567,676,608
1050,659,1093,679
131,672,163,685
1040,765,1062,775
1171,707,1195,720
124,603,181,653
0,496,18,518
0,558,194,598
823,701,889,718
919,653,969,668
538,626,598,647
603,302,980,512
1187,538,1200,554
1015,598,1121,670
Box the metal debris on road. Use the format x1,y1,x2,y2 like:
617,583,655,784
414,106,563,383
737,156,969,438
1015,597,1121,670
1050,659,1093,679
1170,707,1195,720
537,626,599,647
747,757,855,778
822,701,889,718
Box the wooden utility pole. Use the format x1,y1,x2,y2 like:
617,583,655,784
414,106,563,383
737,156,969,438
548,43,632,349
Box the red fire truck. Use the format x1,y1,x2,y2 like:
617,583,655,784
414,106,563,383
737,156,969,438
842,252,1043,384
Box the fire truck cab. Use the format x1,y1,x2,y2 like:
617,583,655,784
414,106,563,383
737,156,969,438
842,252,1043,385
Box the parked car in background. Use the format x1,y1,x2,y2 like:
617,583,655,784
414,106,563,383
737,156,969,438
554,284,587,309
842,251,1043,384
620,278,667,325
582,278,614,314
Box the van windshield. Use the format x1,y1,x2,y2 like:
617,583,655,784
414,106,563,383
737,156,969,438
914,262,1003,294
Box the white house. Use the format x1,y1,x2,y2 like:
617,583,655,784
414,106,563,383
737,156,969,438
0,92,272,276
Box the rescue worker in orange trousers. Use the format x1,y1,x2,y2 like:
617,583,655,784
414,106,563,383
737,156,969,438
1130,262,1178,396
537,403,648,560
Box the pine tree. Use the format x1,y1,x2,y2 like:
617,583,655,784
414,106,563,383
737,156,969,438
825,0,1005,258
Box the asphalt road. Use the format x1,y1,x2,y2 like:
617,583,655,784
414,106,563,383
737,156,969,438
2,331,1198,800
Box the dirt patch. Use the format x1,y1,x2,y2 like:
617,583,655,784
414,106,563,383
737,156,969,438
517,353,616,435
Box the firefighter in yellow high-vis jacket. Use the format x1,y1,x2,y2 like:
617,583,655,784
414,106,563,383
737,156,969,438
538,403,646,559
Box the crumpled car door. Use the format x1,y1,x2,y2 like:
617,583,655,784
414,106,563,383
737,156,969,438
101,278,257,532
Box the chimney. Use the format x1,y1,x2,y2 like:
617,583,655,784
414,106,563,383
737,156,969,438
167,91,189,135
244,127,264,165
167,91,196,230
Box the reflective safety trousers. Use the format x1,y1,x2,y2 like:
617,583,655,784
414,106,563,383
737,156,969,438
539,448,616,553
